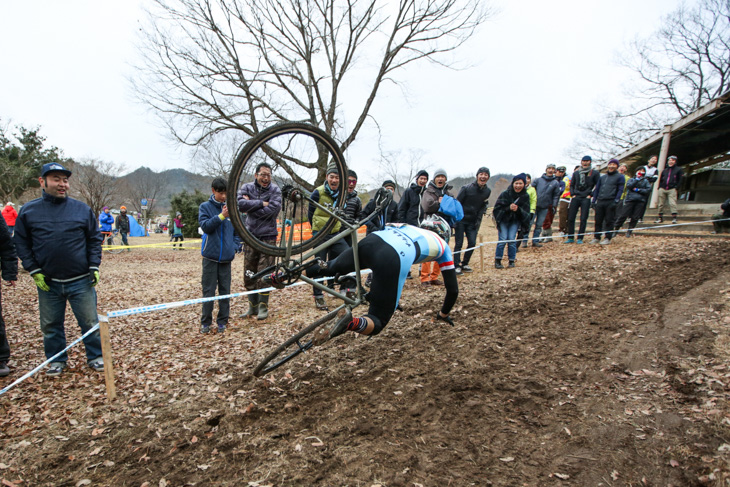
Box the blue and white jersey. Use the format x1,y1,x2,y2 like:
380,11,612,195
374,224,455,270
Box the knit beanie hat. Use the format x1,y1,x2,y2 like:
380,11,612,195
415,169,429,180
382,180,396,190
433,168,447,179
607,158,619,166
476,166,490,178
512,173,527,185
326,163,339,176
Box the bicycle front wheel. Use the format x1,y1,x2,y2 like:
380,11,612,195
253,307,341,377
228,122,347,258
105,236,123,254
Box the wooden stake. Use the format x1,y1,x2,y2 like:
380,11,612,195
479,235,484,272
98,318,117,402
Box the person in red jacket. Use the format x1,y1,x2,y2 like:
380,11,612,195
2,202,17,235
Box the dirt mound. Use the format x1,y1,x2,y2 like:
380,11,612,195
1,236,729,486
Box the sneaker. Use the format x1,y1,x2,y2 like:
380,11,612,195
532,242,543,248
218,324,226,334
462,265,473,273
455,267,463,276
406,271,413,280
600,238,611,245
654,218,663,224
0,362,9,377
201,324,210,334
88,358,104,372
508,261,516,268
626,230,633,238
314,296,328,310
637,219,643,223
494,261,504,269
589,238,600,244
46,362,67,377
520,241,528,249
672,218,678,224
576,239,584,244
563,238,574,244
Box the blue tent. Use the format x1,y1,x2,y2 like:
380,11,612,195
129,215,148,237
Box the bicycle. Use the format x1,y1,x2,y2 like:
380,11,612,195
102,230,124,254
227,122,390,377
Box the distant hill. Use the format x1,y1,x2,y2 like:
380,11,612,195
118,167,211,213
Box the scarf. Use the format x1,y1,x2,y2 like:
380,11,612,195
578,165,592,188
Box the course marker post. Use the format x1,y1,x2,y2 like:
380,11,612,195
98,314,117,402
479,235,484,272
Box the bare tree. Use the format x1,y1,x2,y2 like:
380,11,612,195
377,148,429,198
573,0,730,158
134,0,491,189
71,158,125,217
191,131,243,177
121,167,166,216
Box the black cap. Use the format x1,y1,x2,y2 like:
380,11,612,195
476,166,490,177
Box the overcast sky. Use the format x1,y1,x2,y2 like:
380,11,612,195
0,0,683,187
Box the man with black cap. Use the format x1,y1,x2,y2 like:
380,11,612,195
590,158,625,245
307,164,349,310
564,156,599,244
363,180,399,235
454,167,491,274
13,162,105,377
655,155,684,224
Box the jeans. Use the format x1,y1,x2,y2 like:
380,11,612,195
567,196,591,239
201,259,231,327
38,276,102,363
120,231,129,246
496,221,520,262
453,221,479,267
531,207,549,244
0,291,9,362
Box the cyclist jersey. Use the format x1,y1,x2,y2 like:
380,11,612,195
377,223,454,268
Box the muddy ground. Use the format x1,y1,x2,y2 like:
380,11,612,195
1,233,729,486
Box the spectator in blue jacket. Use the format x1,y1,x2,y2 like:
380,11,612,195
454,166,491,274
613,167,651,237
530,164,561,247
237,162,282,319
13,162,104,377
0,215,18,377
99,207,114,244
199,177,241,334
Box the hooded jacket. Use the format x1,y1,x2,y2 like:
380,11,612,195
199,194,240,263
624,176,652,203
343,190,363,225
532,174,561,209
398,183,427,225
14,192,103,281
570,168,600,198
0,216,17,283
237,180,282,239
363,197,399,234
421,181,452,217
658,165,684,190
99,211,114,232
493,186,531,227
2,205,17,227
456,181,491,225
592,170,625,203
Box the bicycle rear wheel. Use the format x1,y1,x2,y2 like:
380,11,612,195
228,122,347,258
106,235,123,254
253,307,341,377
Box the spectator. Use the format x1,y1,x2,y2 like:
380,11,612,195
0,215,17,377
655,155,684,224
614,167,652,237
99,206,114,245
307,164,349,310
2,202,17,236
454,166,491,274
556,166,572,237
342,170,363,246
199,177,240,333
397,169,429,280
172,212,184,249
564,156,599,244
363,180,399,235
711,198,730,234
542,166,566,242
530,164,561,247
517,174,536,249
13,162,104,377
590,159,625,245
618,163,630,202
115,206,131,251
639,155,659,222
420,168,452,286
398,170,429,225
493,174,531,269
237,162,282,319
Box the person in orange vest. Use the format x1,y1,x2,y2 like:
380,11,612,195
2,202,17,235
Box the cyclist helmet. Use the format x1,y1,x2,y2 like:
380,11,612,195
420,214,451,241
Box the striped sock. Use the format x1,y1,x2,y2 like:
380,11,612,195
347,317,368,333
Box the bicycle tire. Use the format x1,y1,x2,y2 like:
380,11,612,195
253,307,341,377
105,236,124,254
228,122,347,258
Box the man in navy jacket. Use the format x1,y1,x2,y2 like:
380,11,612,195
199,177,241,333
14,162,104,377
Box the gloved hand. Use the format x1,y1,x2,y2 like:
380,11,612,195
32,272,50,292
90,270,100,287
591,202,596,210
435,312,454,326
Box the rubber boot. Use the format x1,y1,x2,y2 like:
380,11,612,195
240,294,259,318
257,293,269,320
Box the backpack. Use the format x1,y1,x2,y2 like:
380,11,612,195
439,195,464,226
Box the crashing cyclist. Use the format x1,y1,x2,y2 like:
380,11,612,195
302,209,459,341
